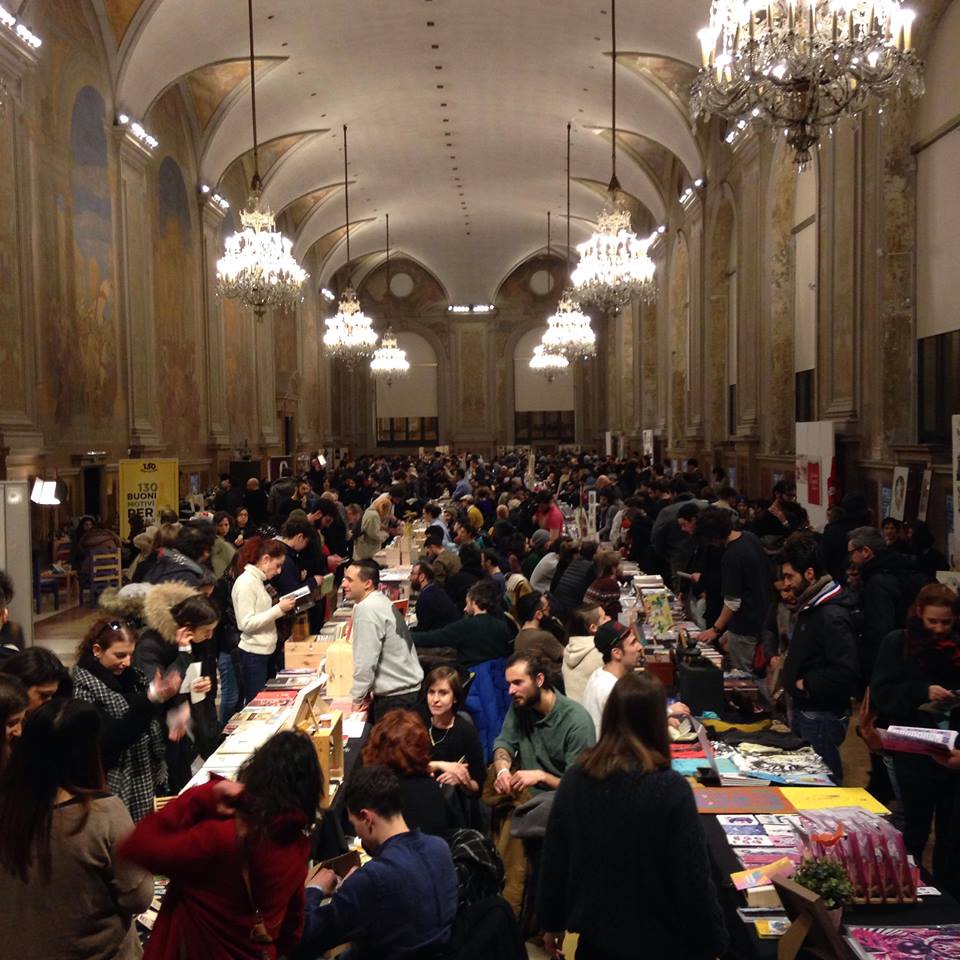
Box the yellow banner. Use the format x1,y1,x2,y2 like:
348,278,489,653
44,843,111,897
119,459,179,539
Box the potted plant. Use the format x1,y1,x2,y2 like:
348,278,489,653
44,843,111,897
793,857,855,926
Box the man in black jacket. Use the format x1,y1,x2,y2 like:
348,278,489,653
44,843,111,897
779,536,859,783
410,561,461,632
848,526,931,685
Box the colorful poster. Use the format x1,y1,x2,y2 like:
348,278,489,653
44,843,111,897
807,458,821,506
846,925,960,960
119,459,179,538
890,467,909,521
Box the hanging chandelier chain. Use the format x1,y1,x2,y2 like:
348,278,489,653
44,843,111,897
343,125,351,268
566,122,571,271
547,210,551,257
610,0,617,190
247,0,259,184
385,212,390,285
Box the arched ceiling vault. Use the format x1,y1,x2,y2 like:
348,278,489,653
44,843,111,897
107,0,704,303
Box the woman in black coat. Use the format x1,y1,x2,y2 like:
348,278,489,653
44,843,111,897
539,672,728,960
133,586,220,793
870,582,960,885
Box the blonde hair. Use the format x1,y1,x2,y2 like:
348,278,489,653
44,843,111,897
372,494,393,518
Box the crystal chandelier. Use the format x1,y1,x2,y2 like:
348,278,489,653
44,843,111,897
323,286,378,364
369,216,410,383
529,344,570,383
540,125,597,361
324,125,378,364
571,0,657,315
370,328,410,384
216,0,306,320
691,0,924,166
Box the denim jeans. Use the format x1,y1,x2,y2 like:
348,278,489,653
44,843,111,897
239,650,272,705
791,708,848,783
218,651,240,725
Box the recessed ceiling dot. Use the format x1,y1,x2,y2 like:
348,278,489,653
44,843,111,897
440,102,447,107
297,70,303,75
594,35,601,41
281,41,288,46
443,118,449,123
311,92,317,96
452,166,458,171
427,20,435,25
449,155,455,159
582,87,588,91
267,13,274,19
436,84,444,89
435,65,443,70
431,43,439,49
578,108,584,112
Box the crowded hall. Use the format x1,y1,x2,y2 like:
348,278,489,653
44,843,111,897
2,0,960,958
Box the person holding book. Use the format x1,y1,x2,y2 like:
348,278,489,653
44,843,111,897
231,539,298,703
71,618,182,821
538,672,728,960
871,582,960,885
0,698,154,959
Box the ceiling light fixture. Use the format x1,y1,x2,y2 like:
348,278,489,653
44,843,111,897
541,122,596,361
370,214,410,385
216,0,307,321
323,125,378,364
571,0,657,314
529,343,570,383
691,0,924,167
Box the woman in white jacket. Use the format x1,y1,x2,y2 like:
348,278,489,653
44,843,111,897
230,539,296,703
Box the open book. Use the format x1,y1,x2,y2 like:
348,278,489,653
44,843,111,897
879,725,958,757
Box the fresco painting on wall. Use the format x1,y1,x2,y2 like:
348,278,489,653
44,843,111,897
53,85,118,426
221,210,258,445
154,156,201,453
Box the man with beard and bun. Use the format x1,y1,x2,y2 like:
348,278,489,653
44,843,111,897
491,651,595,914
294,765,457,960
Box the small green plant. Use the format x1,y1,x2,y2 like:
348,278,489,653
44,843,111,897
793,857,855,910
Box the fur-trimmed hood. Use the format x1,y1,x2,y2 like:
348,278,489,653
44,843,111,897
142,581,200,644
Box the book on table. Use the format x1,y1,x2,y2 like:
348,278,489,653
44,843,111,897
879,725,958,757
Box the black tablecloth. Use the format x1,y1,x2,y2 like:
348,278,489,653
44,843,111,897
312,726,369,860
704,815,960,959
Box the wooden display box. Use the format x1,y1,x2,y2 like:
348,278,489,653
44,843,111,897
325,639,354,699
285,636,333,671
290,693,344,809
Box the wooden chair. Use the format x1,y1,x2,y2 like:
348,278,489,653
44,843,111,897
32,552,60,614
87,548,122,607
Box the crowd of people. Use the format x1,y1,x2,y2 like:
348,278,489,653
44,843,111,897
0,448,957,959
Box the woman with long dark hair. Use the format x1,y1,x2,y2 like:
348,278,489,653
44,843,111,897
135,588,221,792
538,672,727,960
0,674,27,774
0,699,153,958
71,617,181,821
0,646,72,714
871,582,960,884
118,730,322,960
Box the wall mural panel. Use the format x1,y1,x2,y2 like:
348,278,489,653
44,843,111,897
154,155,202,453
49,84,120,427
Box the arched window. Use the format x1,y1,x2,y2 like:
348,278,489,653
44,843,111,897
513,327,574,445
375,332,439,446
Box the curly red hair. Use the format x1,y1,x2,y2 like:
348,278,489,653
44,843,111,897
362,709,432,777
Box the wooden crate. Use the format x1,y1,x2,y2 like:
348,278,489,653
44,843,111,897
285,636,333,671
291,696,344,809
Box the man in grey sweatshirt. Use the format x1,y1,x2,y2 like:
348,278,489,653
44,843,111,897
344,560,424,723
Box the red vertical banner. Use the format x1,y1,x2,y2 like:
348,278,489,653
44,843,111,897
807,459,821,506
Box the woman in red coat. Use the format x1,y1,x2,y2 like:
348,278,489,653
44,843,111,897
118,730,322,960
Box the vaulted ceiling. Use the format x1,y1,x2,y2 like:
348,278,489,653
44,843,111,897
101,0,707,303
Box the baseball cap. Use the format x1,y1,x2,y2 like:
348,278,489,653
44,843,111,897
594,620,631,659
